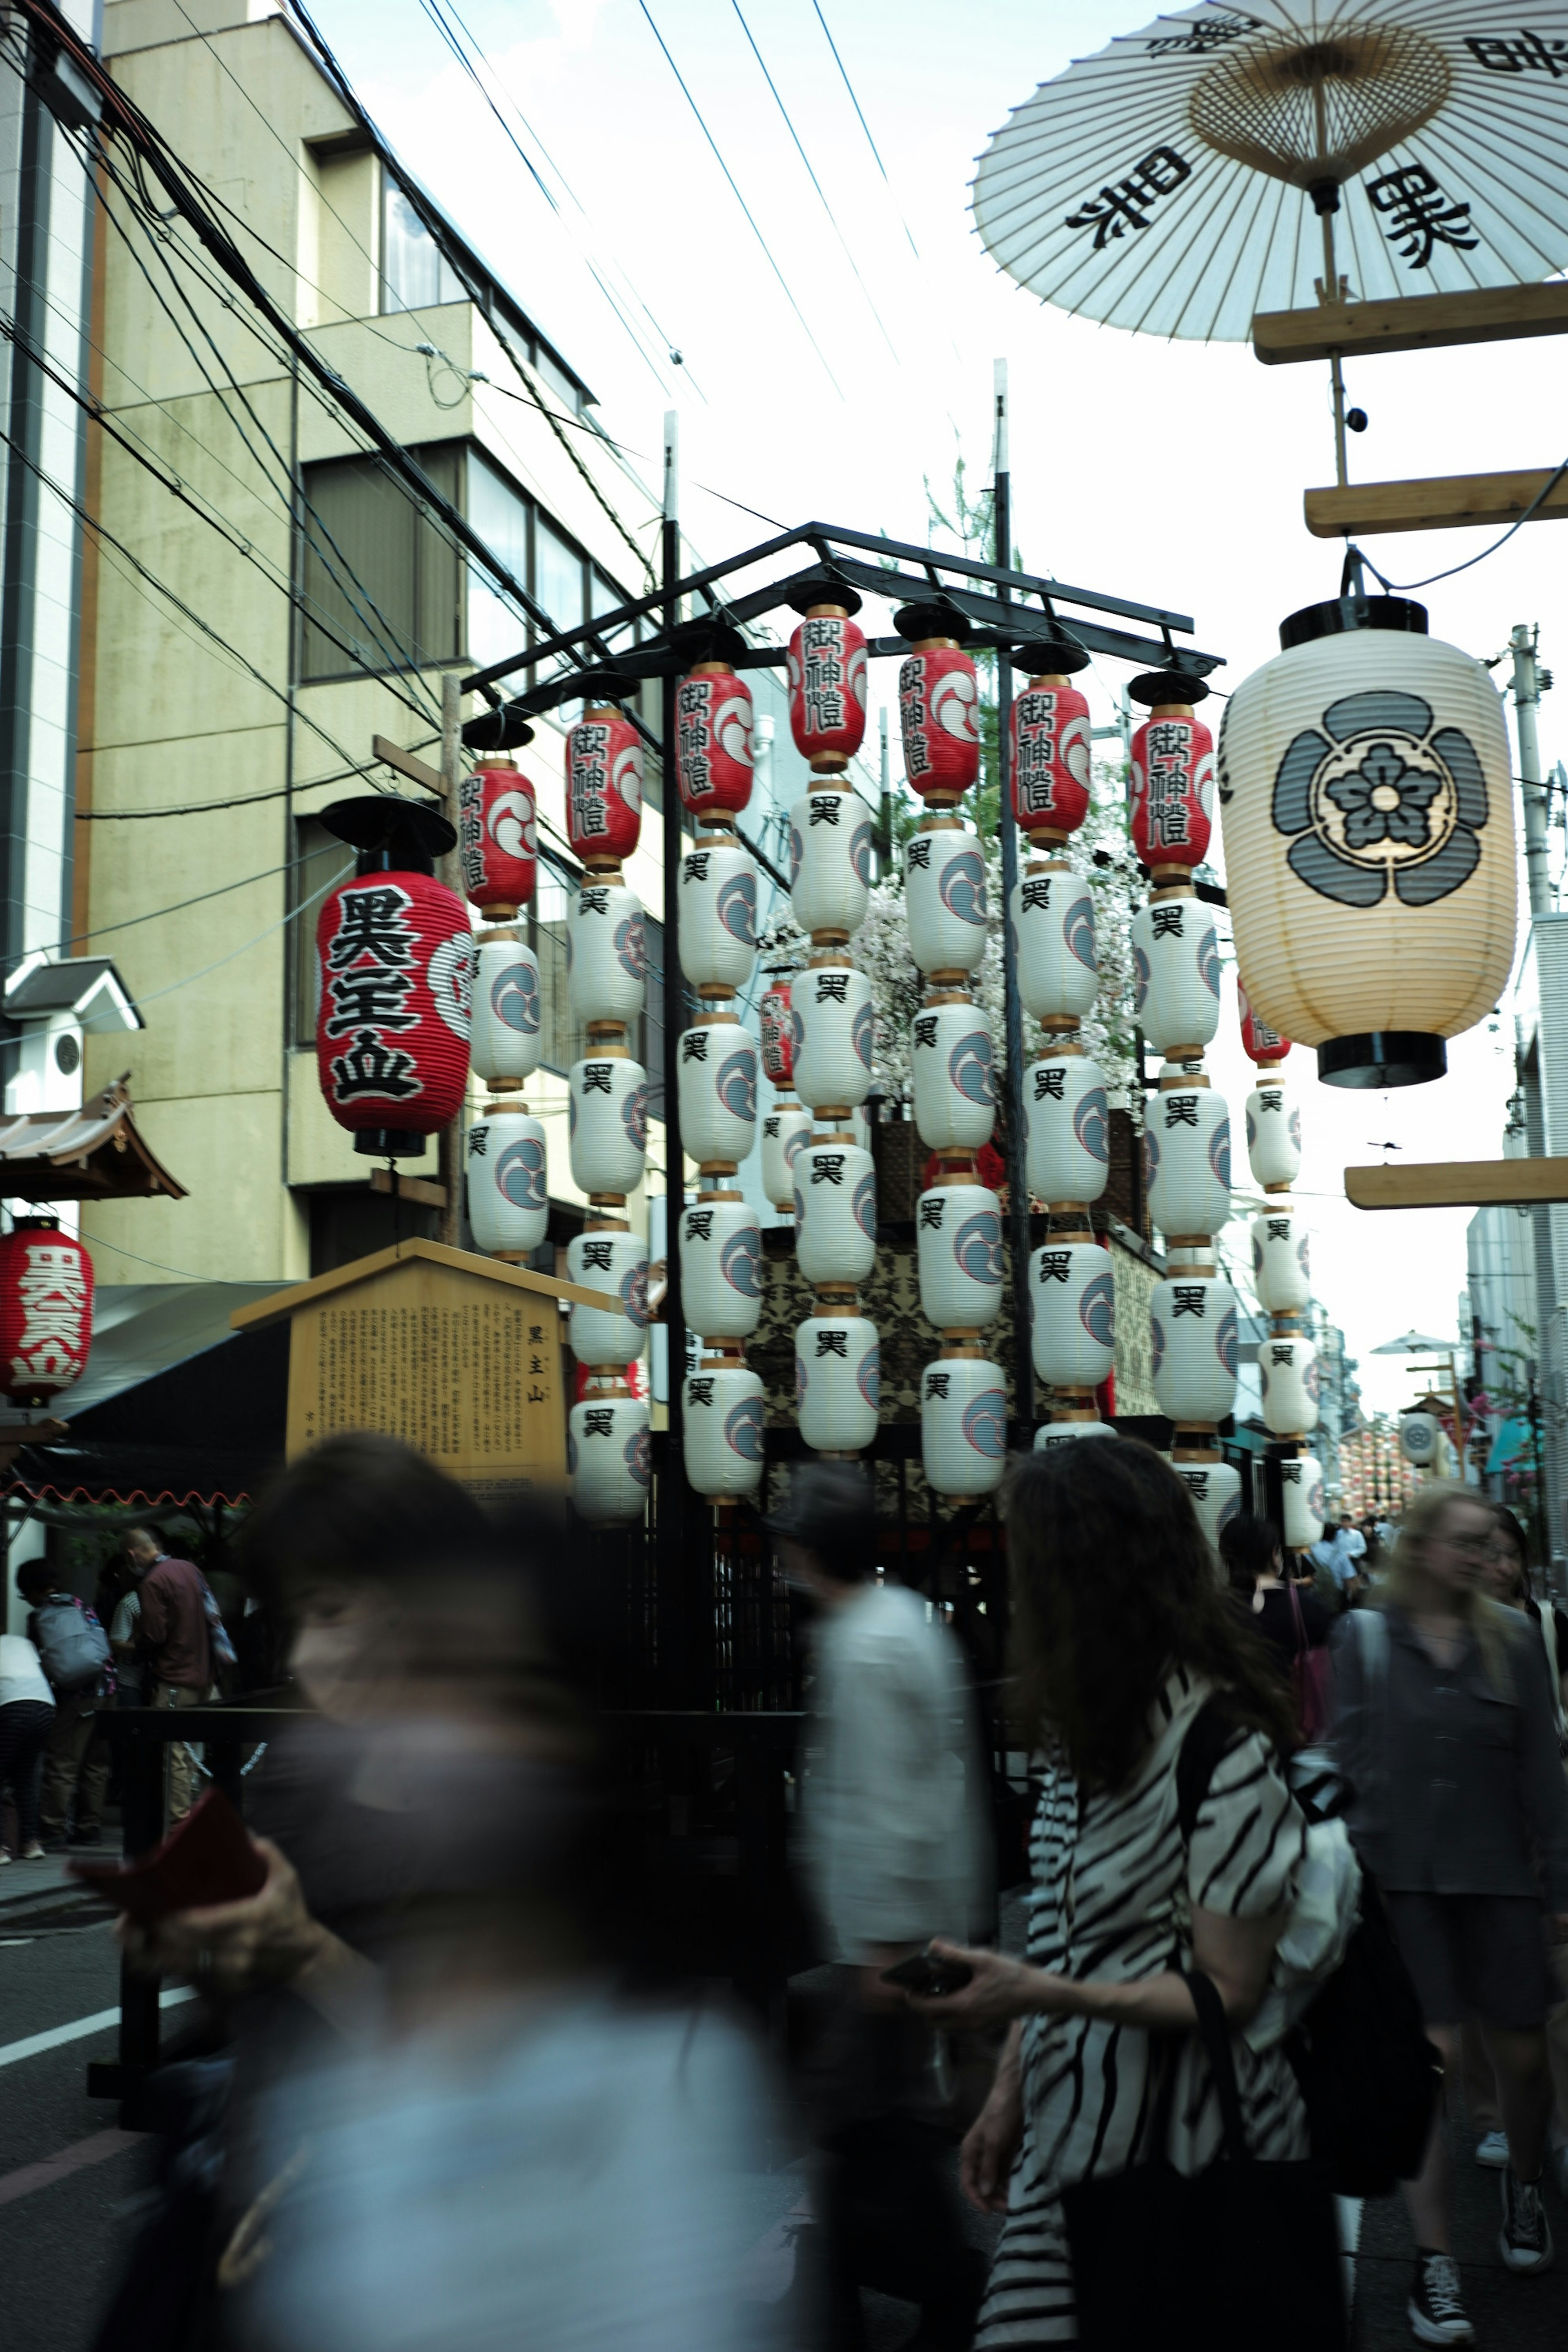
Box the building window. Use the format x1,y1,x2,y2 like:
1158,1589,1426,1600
534,343,584,415
291,815,355,1044
381,181,463,314
298,443,462,682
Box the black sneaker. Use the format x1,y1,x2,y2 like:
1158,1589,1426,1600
1500,2167,1554,2274
1408,2251,1474,2345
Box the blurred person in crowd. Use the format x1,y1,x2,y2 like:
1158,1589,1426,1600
18,1556,114,1848
768,1460,990,2352
125,1527,214,1822
1331,1482,1568,2339
98,1436,780,2352
903,1440,1307,2348
1220,1512,1333,1670
0,1624,55,1860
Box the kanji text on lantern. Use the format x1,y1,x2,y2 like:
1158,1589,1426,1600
10,1243,88,1386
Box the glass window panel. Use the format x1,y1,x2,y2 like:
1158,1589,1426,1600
534,345,582,413
292,815,355,1042
466,450,532,676
382,183,463,314
534,515,586,639
300,457,417,681
413,442,461,665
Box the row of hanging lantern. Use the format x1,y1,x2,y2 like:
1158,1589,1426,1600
1238,990,1325,1551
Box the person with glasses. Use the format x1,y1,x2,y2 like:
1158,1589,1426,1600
1331,1483,1568,2343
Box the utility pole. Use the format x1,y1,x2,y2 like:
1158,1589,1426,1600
659,409,690,1695
438,667,464,1247
1511,623,1551,920
991,358,1033,1428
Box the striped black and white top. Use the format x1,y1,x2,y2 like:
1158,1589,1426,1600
976,1666,1310,2348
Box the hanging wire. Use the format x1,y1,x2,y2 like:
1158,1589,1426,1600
1342,452,1568,594
810,0,921,261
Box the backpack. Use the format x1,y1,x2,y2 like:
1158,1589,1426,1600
32,1596,113,1692
1177,1692,1441,2198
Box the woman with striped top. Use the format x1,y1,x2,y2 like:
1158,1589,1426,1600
907,1439,1309,2345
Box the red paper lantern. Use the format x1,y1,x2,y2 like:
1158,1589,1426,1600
760,981,795,1085
1129,701,1214,872
566,705,642,866
316,872,473,1138
1239,982,1291,1067
900,644,980,802
676,663,754,817
0,1218,92,1403
788,609,868,771
458,758,536,913
1011,675,1092,841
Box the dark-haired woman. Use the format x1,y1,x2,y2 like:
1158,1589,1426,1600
906,1438,1309,2346
1220,1512,1333,1683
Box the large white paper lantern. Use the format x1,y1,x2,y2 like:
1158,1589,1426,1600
1216,597,1517,1087
678,1019,757,1165
922,1355,1007,1497
789,786,872,936
1279,1450,1325,1549
569,1392,650,1525
1130,898,1221,1056
680,1197,762,1340
1399,1409,1445,1468
794,1140,876,1285
1174,1457,1243,1551
1030,1238,1114,1389
762,1101,811,1212
918,1185,1003,1332
566,1227,647,1366
911,1001,995,1152
1251,1208,1311,1315
1245,1080,1302,1191
1145,1085,1231,1239
793,964,873,1111
796,1314,879,1453
1033,1416,1117,1452
683,1361,765,1499
1260,1332,1319,1435
679,840,757,994
568,880,645,1027
568,1054,647,1196
1012,864,1098,1025
1150,1273,1238,1424
466,1107,548,1260
470,940,542,1085
1025,1052,1109,1205
905,826,987,975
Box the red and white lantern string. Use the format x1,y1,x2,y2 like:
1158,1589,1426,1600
1128,673,1215,883
458,744,552,1269
0,1218,92,1405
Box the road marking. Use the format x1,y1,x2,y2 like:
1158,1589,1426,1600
0,2127,143,2209
0,1987,194,2071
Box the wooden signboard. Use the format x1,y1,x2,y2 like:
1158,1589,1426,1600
1345,1158,1568,1211
232,1240,609,1499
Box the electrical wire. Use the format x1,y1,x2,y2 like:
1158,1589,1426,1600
810,0,920,262
58,854,303,948
131,869,343,1009
76,742,441,821
1348,458,1568,592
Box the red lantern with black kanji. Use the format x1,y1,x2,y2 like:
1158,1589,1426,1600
458,757,537,915
1011,671,1092,843
676,663,755,817
899,643,980,802
1239,981,1291,1068
760,980,795,1086
316,872,473,1140
0,1217,93,1404
787,604,868,771
1129,675,1214,873
566,705,642,867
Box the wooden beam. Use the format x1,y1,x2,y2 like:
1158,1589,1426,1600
370,1166,447,1211
1305,468,1568,539
371,733,444,795
231,1237,610,1330
1346,1158,1568,1211
1253,281,1568,366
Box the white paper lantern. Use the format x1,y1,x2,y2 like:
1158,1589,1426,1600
794,1141,876,1285
762,1101,811,1211
677,1020,757,1165
1145,1086,1231,1239
470,940,542,1085
568,1054,647,1196
1025,1052,1109,1205
678,840,757,994
1174,1458,1243,1550
1216,601,1516,1086
466,1108,548,1259
683,1361,765,1499
680,1198,762,1341
568,881,645,1027
1030,1238,1114,1389
796,1314,880,1453
922,1356,1007,1497
1251,1208,1311,1315
1011,864,1098,1024
905,826,987,975
911,1001,995,1152
918,1184,1003,1332
566,1228,648,1366
570,1394,650,1525
793,964,873,1110
1260,1332,1320,1435
1399,1410,1444,1468
1245,1081,1302,1191
1130,898,1221,1056
789,787,872,937
1033,1417,1117,1452
1150,1274,1238,1424
1280,1450,1325,1550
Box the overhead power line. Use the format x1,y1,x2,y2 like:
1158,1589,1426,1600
810,0,922,263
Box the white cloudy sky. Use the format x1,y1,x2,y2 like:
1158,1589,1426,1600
316,0,1566,1413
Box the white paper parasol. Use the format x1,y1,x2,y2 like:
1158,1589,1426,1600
973,2,1568,343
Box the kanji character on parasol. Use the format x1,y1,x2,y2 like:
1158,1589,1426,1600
0,1218,92,1405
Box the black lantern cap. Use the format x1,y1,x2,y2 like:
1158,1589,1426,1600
1129,668,1210,707
669,618,749,668
1280,595,1429,650
783,570,863,618
462,701,535,753
893,600,971,644
1011,637,1091,677
1318,1031,1447,1089
321,795,455,877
